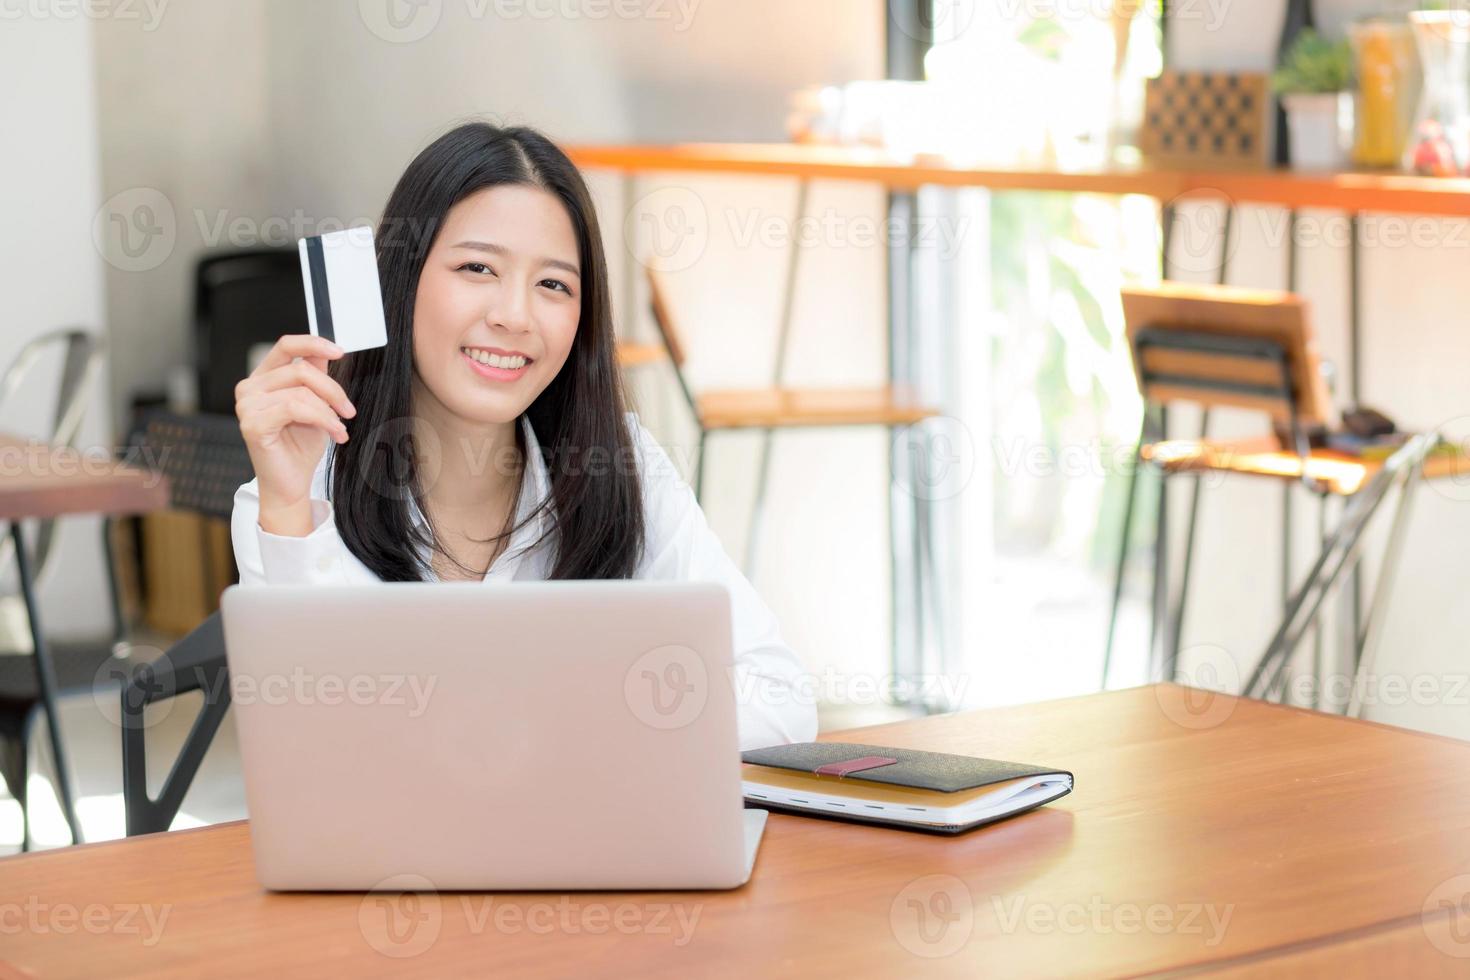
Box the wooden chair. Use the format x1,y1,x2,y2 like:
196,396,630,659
615,341,667,370
1102,281,1458,701
640,265,937,575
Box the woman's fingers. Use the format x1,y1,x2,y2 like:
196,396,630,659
240,360,355,417
240,388,350,444
254,333,344,374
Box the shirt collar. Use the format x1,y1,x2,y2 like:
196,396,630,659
407,414,551,574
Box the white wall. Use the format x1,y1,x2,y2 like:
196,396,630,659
93,2,275,430
1,12,113,638
93,0,891,679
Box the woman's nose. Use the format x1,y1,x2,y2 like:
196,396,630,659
487,284,531,333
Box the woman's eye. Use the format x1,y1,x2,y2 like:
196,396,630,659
539,279,571,294
458,262,495,276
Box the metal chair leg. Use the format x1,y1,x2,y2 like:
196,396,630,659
102,515,129,658
1101,418,1148,689
889,426,903,688
12,521,81,845
1347,464,1421,717
1164,408,1210,682
16,716,30,853
1311,497,1326,708
743,428,775,579
1247,434,1433,700
693,428,708,502
1149,406,1170,681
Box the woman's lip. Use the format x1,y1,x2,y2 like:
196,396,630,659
461,349,532,382
462,346,533,360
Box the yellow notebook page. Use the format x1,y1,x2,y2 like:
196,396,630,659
742,764,1038,808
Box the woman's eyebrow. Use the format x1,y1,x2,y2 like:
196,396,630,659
452,239,580,277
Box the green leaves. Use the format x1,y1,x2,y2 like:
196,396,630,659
1272,28,1353,95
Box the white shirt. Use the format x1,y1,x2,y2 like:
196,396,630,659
230,412,816,750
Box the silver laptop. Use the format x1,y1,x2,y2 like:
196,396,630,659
220,581,766,891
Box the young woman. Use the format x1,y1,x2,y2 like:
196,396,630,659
231,122,815,750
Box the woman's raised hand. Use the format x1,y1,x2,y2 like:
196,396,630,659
235,334,356,535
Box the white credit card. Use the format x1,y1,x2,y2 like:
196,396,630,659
298,226,388,353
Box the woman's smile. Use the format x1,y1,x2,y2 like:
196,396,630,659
460,345,534,382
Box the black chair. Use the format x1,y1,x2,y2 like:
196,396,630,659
120,613,230,836
0,328,108,849
194,249,307,414
115,411,251,836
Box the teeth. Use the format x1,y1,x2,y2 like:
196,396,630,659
463,348,527,370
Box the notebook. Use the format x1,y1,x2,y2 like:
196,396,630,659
741,742,1073,834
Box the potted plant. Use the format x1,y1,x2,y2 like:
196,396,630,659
1273,28,1355,169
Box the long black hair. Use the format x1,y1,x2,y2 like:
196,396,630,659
327,121,645,581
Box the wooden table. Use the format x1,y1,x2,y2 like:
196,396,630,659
4,685,1470,978
0,433,171,845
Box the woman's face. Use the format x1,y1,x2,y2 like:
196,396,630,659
411,183,582,427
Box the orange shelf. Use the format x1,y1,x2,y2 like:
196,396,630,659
567,143,1470,217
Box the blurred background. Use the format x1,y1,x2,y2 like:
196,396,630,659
4,0,1470,852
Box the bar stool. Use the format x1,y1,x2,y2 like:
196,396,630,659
641,264,938,575
1100,282,1465,701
